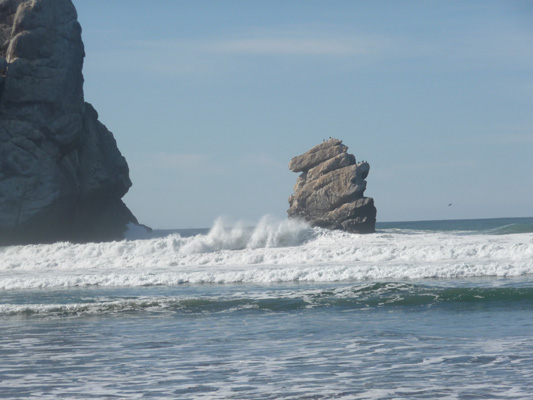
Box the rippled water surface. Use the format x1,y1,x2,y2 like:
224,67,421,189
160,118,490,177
1,281,533,399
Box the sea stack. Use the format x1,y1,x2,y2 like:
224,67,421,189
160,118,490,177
288,138,377,233
0,0,140,245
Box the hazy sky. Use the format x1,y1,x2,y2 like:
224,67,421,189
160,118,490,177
72,0,533,229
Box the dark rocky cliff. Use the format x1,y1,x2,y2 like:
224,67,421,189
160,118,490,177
0,0,139,245
288,138,377,233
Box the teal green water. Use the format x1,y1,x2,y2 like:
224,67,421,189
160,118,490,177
377,216,533,234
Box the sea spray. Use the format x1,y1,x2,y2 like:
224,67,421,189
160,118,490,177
247,216,313,249
179,216,313,254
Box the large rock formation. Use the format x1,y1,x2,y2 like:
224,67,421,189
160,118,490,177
288,138,377,233
0,0,139,245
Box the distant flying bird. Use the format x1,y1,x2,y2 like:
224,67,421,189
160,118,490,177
448,203,453,206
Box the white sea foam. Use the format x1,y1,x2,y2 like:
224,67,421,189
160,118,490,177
1,216,533,290
179,216,313,253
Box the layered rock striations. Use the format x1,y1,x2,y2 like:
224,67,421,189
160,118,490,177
0,0,139,245
288,138,377,233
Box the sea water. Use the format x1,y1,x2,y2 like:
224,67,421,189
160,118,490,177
1,216,533,399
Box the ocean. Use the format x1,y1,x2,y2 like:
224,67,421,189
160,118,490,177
1,216,533,399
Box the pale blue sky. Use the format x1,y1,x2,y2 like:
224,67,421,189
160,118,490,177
72,0,533,229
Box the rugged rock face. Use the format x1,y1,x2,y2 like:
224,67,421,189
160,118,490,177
0,0,139,245
288,138,377,233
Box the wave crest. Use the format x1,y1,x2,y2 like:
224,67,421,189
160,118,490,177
179,216,313,254
4,284,533,317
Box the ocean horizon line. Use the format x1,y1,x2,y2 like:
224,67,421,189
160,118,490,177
148,215,533,232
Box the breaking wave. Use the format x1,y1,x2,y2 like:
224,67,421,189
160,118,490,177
3,283,533,317
1,216,533,290
176,216,314,253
